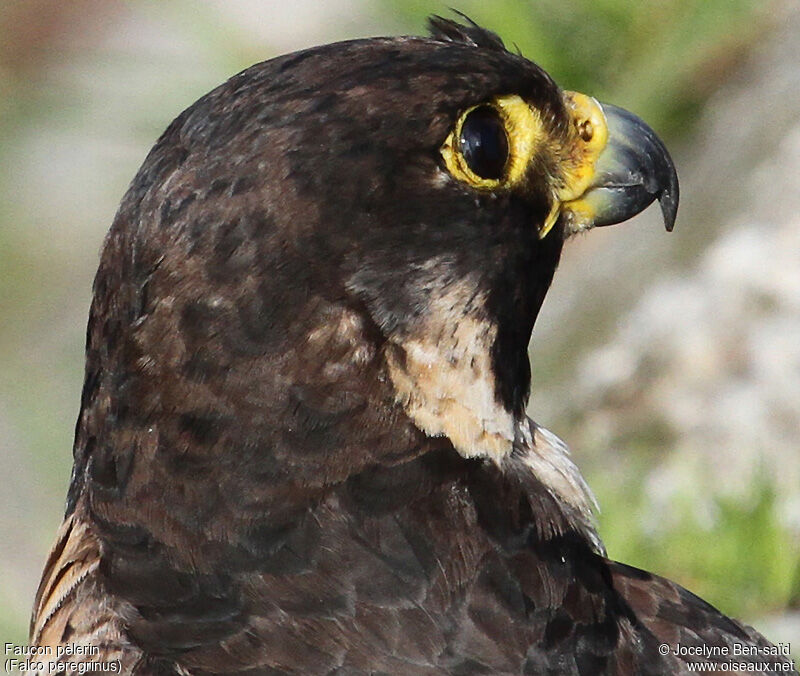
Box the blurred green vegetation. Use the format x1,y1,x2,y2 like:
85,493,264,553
384,0,769,138
596,467,798,619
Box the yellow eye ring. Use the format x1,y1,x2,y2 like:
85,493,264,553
441,94,544,191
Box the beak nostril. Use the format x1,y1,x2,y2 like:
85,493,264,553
579,119,594,142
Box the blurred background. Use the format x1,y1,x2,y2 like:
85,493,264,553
1,0,798,650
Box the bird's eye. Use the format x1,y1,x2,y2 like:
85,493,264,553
458,107,509,180
441,95,539,190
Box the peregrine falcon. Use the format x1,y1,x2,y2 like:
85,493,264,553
29,16,795,676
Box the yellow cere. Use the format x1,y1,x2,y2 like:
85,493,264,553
544,91,610,238
557,92,608,201
440,91,610,239
440,94,544,192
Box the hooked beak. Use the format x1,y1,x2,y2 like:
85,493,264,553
548,95,679,237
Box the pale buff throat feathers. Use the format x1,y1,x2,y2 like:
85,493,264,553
384,287,516,462
383,284,601,548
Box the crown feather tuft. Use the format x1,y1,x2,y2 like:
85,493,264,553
428,12,507,51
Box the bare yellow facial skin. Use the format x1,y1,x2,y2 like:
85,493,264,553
531,91,611,238
557,92,609,201
554,91,610,236
440,90,610,239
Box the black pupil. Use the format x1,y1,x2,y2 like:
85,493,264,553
459,107,509,180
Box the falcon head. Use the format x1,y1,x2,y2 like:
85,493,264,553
69,16,677,559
